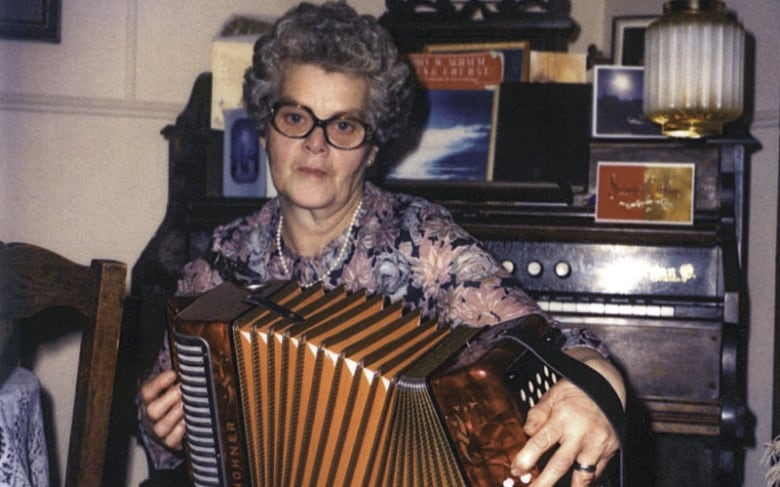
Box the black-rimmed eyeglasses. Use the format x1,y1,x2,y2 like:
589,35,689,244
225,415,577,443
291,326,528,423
269,102,372,150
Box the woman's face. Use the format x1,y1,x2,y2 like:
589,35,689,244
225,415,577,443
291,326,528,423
265,63,376,214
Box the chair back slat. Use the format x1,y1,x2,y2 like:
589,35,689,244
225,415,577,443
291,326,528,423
0,241,127,487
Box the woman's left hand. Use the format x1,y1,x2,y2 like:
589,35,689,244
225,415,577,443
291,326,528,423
511,349,624,486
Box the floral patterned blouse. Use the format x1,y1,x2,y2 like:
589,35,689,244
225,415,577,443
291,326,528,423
141,181,607,470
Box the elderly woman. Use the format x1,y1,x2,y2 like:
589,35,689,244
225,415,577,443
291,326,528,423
139,2,625,486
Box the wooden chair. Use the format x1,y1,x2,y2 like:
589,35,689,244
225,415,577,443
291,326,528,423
0,241,127,487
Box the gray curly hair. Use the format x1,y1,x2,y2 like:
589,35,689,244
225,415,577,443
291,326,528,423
243,1,416,148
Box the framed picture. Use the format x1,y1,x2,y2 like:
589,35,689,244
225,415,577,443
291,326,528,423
612,15,657,66
492,82,591,191
424,41,530,81
222,109,271,198
595,161,695,225
0,0,60,42
589,141,721,215
528,51,587,83
385,88,498,182
592,65,663,139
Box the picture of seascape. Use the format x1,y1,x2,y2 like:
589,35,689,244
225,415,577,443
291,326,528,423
387,89,496,181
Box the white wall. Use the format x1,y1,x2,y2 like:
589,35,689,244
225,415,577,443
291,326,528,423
734,0,780,483
1,0,776,485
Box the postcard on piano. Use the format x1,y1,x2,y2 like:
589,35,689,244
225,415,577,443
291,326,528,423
595,161,695,225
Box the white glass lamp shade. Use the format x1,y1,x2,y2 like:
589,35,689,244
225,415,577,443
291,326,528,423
643,0,745,138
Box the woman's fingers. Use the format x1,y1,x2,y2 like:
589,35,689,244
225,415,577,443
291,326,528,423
145,381,181,422
511,379,620,487
139,369,185,450
570,457,607,487
161,415,186,451
139,369,178,407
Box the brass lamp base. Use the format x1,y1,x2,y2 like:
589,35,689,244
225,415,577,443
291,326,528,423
658,119,724,139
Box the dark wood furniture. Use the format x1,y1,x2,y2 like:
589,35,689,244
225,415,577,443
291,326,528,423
377,0,577,52
0,241,127,487
130,2,755,482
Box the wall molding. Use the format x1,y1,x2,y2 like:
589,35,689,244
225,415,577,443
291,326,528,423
0,91,181,121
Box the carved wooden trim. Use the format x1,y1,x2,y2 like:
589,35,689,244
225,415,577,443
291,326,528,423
379,0,577,52
383,0,571,21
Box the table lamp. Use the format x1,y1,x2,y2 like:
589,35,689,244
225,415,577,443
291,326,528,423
643,0,745,138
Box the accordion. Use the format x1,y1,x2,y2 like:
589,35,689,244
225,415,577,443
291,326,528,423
168,281,624,487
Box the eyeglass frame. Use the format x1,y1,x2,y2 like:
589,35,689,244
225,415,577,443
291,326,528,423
268,102,373,150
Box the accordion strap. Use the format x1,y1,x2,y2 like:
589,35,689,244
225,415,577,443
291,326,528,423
507,326,626,486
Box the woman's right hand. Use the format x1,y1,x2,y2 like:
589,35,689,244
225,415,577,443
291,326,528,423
139,369,185,451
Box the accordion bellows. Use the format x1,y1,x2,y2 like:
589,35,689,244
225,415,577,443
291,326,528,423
168,281,560,487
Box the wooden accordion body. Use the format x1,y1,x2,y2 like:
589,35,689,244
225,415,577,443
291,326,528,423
168,281,607,487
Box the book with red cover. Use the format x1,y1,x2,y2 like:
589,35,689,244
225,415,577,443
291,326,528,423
407,51,505,90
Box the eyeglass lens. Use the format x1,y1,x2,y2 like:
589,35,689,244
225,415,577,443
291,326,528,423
271,103,369,150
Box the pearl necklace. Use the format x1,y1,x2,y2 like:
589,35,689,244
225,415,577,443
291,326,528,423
276,198,363,287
